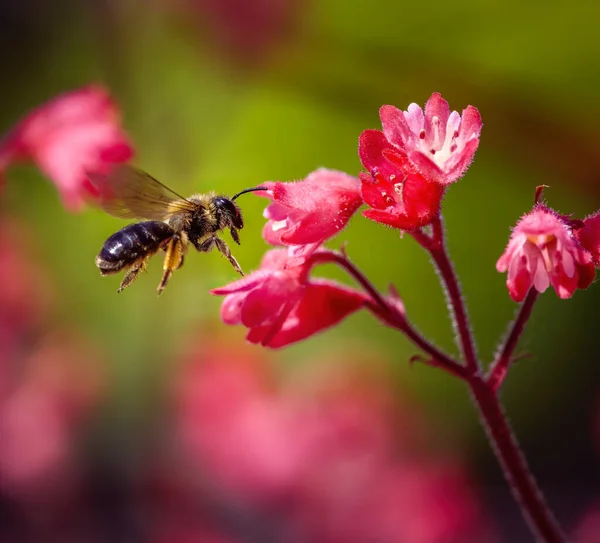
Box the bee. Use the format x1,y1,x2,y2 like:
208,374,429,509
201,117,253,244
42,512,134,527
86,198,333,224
89,165,266,294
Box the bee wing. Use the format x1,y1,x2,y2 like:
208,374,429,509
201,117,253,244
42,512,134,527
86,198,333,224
88,165,197,220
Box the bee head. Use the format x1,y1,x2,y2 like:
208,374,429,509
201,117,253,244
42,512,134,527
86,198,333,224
214,197,244,230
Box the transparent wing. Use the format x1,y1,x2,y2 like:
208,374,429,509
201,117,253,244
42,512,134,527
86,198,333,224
88,165,197,220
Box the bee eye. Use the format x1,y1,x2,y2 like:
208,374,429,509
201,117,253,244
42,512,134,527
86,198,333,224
214,197,243,227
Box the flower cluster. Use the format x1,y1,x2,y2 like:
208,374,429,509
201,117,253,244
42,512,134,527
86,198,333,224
210,94,487,345
212,169,367,347
210,91,600,346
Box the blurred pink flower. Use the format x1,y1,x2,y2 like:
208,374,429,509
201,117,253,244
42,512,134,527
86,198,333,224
260,169,362,254
212,248,367,347
175,345,494,543
375,92,482,186
0,331,104,495
0,85,133,211
0,219,52,373
176,0,305,64
496,205,595,302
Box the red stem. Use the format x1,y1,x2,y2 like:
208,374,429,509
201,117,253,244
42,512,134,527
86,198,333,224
487,289,539,390
470,377,566,543
413,215,564,542
417,216,480,373
307,250,468,380
309,235,565,542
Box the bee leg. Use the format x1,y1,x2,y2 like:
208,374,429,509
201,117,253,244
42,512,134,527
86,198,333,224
157,235,185,295
230,227,241,245
117,259,147,293
157,269,173,295
214,237,243,276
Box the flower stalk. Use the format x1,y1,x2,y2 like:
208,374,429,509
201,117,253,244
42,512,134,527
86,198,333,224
419,220,565,543
488,288,539,391
471,378,566,543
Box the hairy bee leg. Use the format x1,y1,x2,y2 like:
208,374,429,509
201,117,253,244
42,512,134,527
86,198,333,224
157,269,172,295
230,227,241,245
117,259,147,293
214,237,243,276
157,235,186,295
192,236,243,275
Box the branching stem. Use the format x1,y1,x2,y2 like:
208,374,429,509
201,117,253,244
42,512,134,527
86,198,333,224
309,214,565,543
488,289,539,390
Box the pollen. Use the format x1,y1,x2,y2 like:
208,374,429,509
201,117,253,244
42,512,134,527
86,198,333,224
526,234,557,247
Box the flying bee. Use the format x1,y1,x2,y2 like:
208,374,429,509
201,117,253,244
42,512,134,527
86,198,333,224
89,165,266,294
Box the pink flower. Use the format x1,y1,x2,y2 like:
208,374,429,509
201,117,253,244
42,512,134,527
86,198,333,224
176,349,494,543
176,347,315,503
260,169,362,260
211,248,367,348
0,85,134,211
358,129,444,230
0,220,52,372
376,92,482,185
0,331,104,494
576,210,600,266
496,205,595,302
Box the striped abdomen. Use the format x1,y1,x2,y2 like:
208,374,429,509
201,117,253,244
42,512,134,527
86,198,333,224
96,221,174,275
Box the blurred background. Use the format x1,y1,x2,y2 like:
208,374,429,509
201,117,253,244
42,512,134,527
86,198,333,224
1,0,600,541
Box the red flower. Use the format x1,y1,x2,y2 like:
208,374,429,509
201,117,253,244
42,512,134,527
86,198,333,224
496,205,595,302
211,248,366,348
576,211,600,266
0,85,134,211
260,169,362,259
358,130,444,230
378,92,482,185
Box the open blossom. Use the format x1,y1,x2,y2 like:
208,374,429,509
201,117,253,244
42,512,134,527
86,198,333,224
496,205,595,302
0,85,134,211
211,248,367,348
359,129,444,230
377,92,482,185
260,168,362,260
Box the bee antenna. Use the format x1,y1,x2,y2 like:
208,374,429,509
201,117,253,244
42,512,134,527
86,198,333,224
231,186,268,201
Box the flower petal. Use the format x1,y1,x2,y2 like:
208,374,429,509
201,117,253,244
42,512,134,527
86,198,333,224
358,130,400,180
457,106,483,144
423,93,450,149
379,105,412,149
240,273,301,327
263,281,366,348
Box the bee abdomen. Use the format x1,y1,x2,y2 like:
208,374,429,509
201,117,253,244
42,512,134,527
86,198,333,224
96,221,174,274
